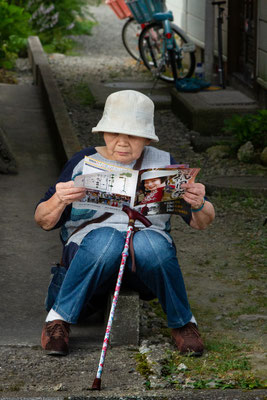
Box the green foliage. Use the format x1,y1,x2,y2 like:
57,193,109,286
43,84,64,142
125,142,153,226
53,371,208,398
0,0,98,69
149,298,167,320
72,19,97,36
26,0,97,53
0,1,32,68
158,339,265,390
161,350,178,377
74,83,96,106
42,36,75,54
135,352,153,380
223,110,267,151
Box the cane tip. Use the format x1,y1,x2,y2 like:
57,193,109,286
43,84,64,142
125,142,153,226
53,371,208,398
91,377,101,390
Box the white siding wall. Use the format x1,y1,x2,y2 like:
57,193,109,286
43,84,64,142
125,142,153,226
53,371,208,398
166,0,187,32
166,0,266,86
257,0,267,84
166,0,228,56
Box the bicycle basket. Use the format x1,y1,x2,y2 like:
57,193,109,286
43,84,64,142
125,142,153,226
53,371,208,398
153,0,166,13
125,0,165,23
106,0,132,19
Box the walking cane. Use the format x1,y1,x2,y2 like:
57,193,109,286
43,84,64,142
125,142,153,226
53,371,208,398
92,205,152,390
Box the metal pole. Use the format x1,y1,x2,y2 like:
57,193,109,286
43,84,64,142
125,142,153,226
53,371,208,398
217,6,225,88
204,0,215,83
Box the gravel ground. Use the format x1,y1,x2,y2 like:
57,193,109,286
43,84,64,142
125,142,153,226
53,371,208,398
2,2,266,398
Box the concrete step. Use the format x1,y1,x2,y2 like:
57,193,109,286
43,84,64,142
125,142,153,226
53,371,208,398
171,86,259,136
203,175,267,197
88,79,172,109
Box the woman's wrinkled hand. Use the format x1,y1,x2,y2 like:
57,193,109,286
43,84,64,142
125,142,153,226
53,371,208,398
55,181,86,205
181,182,205,209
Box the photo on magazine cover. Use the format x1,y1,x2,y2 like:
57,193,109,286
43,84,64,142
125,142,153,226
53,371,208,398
134,167,200,217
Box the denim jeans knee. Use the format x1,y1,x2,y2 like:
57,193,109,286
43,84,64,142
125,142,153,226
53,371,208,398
133,229,192,328
52,227,126,323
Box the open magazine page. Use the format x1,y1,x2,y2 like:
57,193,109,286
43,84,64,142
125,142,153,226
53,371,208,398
134,167,200,218
73,156,138,212
73,156,200,218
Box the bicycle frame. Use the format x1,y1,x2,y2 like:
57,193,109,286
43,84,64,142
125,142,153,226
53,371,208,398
153,11,174,50
148,11,194,81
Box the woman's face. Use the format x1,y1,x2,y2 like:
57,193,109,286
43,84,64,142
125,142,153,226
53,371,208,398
103,132,150,164
144,178,163,191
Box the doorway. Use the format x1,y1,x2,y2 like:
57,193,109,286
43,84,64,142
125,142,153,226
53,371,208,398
228,0,258,88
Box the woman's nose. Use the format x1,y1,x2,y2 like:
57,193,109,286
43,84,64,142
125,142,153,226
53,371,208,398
117,134,129,144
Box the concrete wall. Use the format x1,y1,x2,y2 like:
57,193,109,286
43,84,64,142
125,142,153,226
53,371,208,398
257,0,267,87
166,0,228,57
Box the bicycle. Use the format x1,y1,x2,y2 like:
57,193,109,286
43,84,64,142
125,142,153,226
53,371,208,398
124,0,196,82
121,17,143,61
105,0,140,60
138,16,196,82
106,0,196,83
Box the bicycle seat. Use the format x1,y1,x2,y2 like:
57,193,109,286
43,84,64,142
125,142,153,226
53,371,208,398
153,11,173,22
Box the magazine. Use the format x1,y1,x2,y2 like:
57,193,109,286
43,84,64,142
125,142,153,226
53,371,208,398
73,156,200,218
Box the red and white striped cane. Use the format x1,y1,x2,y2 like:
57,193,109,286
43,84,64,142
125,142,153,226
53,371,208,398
92,205,151,390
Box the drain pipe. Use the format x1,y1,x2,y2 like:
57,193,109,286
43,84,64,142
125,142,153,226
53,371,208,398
204,0,215,83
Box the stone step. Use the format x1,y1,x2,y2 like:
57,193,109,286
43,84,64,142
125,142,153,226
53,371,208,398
171,86,259,136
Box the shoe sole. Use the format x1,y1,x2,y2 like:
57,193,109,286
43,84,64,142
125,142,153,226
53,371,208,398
45,349,69,356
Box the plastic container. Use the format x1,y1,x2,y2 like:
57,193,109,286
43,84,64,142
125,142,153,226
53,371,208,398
125,0,165,23
195,62,205,79
105,0,132,19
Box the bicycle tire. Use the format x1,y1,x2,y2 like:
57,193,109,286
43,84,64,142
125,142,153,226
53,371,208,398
169,49,178,81
138,21,196,82
122,17,142,61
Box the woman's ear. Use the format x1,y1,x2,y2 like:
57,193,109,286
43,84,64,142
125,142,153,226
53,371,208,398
146,139,152,146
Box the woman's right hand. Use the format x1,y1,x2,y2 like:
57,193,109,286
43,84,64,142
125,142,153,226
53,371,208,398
55,181,86,205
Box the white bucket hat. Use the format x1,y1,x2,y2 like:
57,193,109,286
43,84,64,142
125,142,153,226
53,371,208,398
141,170,177,181
92,90,159,142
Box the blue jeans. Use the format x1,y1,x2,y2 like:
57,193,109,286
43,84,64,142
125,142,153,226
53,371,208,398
52,227,192,328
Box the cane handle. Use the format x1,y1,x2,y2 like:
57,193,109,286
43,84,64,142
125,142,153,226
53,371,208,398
122,205,152,227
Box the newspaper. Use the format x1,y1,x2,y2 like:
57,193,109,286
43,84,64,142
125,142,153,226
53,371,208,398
74,156,200,218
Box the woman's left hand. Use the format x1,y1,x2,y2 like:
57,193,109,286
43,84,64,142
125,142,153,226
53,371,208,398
181,182,205,209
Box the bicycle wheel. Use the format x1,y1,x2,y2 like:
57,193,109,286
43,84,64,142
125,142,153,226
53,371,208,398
138,21,196,82
122,17,142,61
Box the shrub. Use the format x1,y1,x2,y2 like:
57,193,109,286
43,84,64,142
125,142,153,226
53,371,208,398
223,110,267,152
0,1,32,68
0,0,98,67
25,0,97,53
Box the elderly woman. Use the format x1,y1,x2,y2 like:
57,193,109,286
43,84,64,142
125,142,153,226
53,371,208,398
35,90,215,357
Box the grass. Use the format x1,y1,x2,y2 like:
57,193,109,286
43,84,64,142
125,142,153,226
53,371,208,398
134,352,153,389
212,190,267,212
140,273,266,390
0,68,18,84
135,338,266,390
72,82,96,106
135,190,267,391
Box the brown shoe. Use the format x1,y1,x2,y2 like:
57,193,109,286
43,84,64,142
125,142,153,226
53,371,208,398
171,322,204,356
41,320,70,356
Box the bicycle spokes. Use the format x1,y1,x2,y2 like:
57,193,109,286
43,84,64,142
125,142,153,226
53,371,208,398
139,22,196,82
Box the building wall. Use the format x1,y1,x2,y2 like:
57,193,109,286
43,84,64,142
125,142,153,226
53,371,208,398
257,0,267,86
166,0,227,58
166,0,266,91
